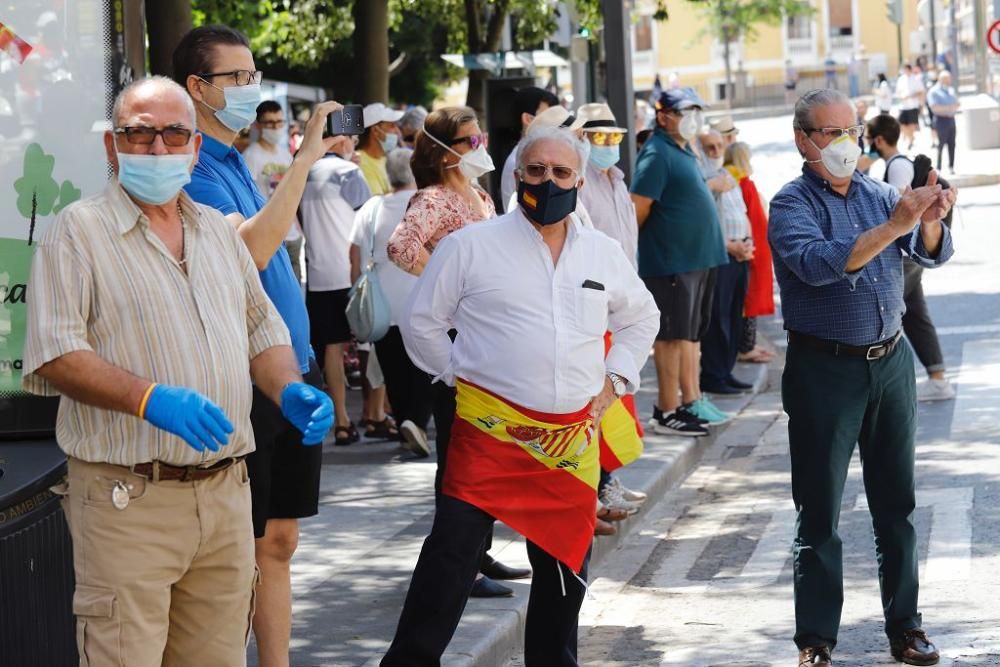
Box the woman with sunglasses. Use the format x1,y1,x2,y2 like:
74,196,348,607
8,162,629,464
387,107,527,597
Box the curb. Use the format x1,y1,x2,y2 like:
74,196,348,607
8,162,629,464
449,360,772,667
948,173,1000,188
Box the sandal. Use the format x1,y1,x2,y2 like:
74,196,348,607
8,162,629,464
334,423,359,447
365,417,399,441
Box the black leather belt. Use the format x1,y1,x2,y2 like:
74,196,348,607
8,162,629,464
787,330,902,361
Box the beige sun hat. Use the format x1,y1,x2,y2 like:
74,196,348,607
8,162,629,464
526,105,585,133
575,103,628,134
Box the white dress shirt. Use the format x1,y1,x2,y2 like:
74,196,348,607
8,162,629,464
400,208,660,414
579,162,638,269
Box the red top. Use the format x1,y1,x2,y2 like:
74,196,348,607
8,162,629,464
734,172,775,318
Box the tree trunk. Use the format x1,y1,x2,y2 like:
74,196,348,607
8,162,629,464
354,0,390,103
464,0,510,119
145,0,192,78
722,26,734,108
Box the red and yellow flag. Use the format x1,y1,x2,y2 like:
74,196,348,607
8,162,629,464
442,380,598,573
0,23,32,65
598,331,644,471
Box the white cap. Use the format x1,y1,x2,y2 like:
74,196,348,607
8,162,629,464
363,102,404,128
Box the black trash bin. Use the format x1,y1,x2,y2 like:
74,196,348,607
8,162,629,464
0,439,76,667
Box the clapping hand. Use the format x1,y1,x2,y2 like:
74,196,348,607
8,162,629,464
890,181,942,235
919,169,958,224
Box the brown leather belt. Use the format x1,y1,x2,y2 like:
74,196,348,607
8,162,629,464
130,456,246,482
787,330,902,361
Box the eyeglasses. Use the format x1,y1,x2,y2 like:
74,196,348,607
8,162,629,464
801,124,865,141
258,119,285,129
586,131,624,146
114,126,193,147
449,133,488,151
520,163,579,183
197,69,263,87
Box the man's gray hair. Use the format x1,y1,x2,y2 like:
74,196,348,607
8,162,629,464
386,147,415,189
516,126,589,175
793,88,851,131
399,106,428,134
112,75,197,129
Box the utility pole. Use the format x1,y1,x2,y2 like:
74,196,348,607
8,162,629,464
930,0,938,62
601,0,636,183
974,0,989,92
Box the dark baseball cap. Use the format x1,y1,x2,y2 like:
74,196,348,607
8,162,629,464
655,88,704,112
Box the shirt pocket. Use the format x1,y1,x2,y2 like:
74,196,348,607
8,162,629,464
575,287,609,337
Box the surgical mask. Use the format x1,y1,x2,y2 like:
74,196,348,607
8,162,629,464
707,156,724,171
116,150,194,205
807,133,861,179
379,131,399,153
203,82,262,132
867,144,880,159
578,137,592,166
588,145,620,170
423,127,495,179
260,127,285,147
678,110,701,141
517,178,578,226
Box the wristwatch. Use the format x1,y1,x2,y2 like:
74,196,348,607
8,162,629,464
606,372,627,398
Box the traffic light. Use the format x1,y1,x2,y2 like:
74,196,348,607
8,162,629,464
886,0,903,25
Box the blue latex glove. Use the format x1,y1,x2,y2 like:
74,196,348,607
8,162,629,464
280,383,334,445
143,384,234,453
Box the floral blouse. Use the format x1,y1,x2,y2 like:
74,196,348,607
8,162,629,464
387,184,496,272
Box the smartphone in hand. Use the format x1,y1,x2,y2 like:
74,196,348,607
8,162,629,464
328,104,365,136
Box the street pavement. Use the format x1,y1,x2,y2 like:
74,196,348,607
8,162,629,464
252,108,1000,667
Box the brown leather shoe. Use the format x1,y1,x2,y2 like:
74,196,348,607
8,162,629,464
798,645,832,666
890,628,940,665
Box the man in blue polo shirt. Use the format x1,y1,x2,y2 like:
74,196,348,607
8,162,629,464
172,25,343,667
630,89,729,437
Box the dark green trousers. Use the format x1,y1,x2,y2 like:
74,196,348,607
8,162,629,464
782,338,921,650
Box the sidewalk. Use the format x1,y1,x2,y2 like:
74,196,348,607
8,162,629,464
249,341,775,667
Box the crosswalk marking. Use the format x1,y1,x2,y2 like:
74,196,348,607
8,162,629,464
708,508,795,592
951,339,1000,441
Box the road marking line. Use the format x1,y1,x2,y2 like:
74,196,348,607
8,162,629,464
935,323,1000,336
855,486,973,583
709,508,795,592
951,339,1000,440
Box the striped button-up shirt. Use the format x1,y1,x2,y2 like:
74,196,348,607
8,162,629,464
769,166,953,347
22,179,291,466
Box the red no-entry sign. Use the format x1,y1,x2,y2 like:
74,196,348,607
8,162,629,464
989,19,1000,56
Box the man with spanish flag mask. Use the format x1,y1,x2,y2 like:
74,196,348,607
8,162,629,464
381,127,659,665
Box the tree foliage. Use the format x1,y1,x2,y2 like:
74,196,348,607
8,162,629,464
686,0,811,45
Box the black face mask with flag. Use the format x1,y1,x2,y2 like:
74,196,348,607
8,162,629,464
517,178,579,226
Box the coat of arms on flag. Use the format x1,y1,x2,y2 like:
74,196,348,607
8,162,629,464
0,22,32,65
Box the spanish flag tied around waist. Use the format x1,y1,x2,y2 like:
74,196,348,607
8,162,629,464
598,331,644,472
443,380,598,573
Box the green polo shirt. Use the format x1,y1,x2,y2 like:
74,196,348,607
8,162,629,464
630,128,727,278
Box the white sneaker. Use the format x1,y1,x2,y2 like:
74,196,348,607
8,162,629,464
399,419,431,457
600,482,641,515
917,378,956,402
608,476,647,504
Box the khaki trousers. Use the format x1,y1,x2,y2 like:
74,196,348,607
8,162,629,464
61,457,257,667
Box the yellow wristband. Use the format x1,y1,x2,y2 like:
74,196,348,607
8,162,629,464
138,383,158,419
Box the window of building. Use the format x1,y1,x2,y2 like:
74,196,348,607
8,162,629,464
828,0,853,37
787,13,812,40
634,15,653,52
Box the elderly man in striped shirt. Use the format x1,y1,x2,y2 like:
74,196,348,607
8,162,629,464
22,76,333,666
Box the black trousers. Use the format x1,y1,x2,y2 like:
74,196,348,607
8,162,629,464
375,326,433,431
700,258,749,387
934,116,956,170
381,494,591,667
431,381,493,556
902,259,945,374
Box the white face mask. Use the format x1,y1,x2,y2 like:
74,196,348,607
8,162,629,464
678,110,702,141
708,156,724,171
260,127,285,147
422,127,495,180
808,133,861,179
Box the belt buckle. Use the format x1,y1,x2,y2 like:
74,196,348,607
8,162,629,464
866,344,884,361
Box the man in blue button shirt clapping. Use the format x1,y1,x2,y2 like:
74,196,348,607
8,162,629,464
769,89,955,667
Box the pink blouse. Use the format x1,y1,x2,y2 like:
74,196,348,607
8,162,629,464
387,185,496,272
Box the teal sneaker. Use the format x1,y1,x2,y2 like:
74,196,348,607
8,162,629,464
691,397,731,425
